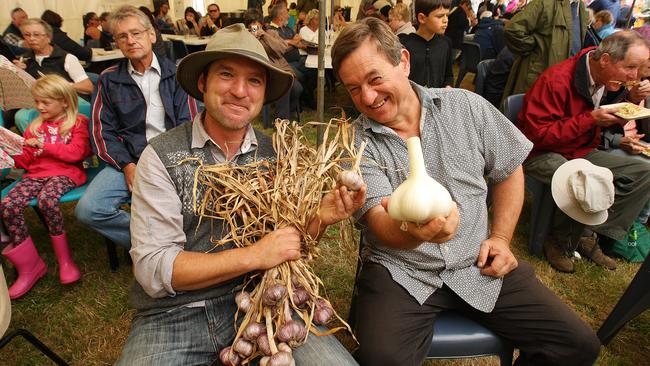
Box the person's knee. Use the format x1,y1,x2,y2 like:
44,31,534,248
36,196,57,212
551,321,600,365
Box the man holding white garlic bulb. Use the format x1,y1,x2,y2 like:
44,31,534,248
332,17,601,366
118,24,364,365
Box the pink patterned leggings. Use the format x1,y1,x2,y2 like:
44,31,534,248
1,176,75,246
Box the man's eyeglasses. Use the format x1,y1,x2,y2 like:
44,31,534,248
23,33,47,39
208,9,219,13
115,29,149,43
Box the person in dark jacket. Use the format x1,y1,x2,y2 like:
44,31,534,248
41,10,93,62
483,46,514,107
445,0,476,56
473,11,505,59
400,0,454,88
75,6,198,249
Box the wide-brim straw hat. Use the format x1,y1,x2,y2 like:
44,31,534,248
176,23,294,104
551,159,615,226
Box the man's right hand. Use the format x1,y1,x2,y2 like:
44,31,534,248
253,226,302,270
381,198,460,244
592,107,627,127
123,163,137,192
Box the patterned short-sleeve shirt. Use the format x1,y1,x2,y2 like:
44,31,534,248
354,83,533,312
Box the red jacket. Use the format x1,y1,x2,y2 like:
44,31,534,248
516,47,624,160
13,115,92,186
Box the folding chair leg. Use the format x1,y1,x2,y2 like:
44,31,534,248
0,329,69,366
106,238,119,272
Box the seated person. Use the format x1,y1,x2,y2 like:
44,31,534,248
482,46,515,107
98,12,114,49
154,2,175,34
331,17,601,366
116,23,363,365
585,10,617,47
244,9,303,123
473,11,505,60
75,6,197,249
13,18,93,97
400,0,454,88
3,7,28,48
388,3,416,36
200,3,226,36
176,7,201,36
517,31,650,273
83,12,102,46
41,10,92,62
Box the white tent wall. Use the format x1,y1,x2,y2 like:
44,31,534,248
0,0,152,46
1,1,413,49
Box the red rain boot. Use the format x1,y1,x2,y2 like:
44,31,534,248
50,233,80,284
1,237,48,299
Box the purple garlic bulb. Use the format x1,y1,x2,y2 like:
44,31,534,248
219,346,241,366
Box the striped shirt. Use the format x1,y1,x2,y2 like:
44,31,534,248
353,83,532,312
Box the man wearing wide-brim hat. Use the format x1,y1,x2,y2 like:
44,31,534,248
117,23,361,365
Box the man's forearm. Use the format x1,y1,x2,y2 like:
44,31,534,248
489,166,525,243
171,246,261,291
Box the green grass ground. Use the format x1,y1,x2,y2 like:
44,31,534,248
1,78,649,365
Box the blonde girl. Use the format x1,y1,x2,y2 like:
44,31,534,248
1,74,91,299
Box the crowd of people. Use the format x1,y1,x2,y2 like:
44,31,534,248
1,0,649,365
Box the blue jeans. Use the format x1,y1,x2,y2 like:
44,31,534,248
75,166,131,248
117,294,358,365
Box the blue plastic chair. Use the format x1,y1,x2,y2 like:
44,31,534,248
502,93,554,257
0,163,123,271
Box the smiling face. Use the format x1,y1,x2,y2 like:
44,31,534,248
198,57,267,132
113,16,155,63
338,40,413,127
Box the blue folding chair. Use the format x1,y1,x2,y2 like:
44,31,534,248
1,163,123,271
502,93,554,257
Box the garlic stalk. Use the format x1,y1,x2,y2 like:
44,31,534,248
388,137,453,224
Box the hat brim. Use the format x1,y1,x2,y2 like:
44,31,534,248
551,159,609,226
176,49,294,105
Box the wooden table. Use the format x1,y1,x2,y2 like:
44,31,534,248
91,49,124,62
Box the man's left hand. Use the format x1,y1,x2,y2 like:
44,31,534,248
476,236,518,277
626,79,650,104
317,183,367,227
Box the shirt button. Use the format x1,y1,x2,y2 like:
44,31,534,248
442,245,449,253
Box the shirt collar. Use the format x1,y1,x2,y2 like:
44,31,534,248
191,112,258,156
127,53,161,76
361,82,441,135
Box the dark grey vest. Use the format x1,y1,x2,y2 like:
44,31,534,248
128,121,275,312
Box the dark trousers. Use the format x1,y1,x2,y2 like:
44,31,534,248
524,150,650,246
354,262,600,366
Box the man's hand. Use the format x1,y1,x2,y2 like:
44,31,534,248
24,138,43,148
317,184,367,227
123,162,137,192
381,198,460,244
12,58,26,70
591,107,627,127
476,236,518,277
626,79,650,104
620,135,648,154
253,227,302,269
